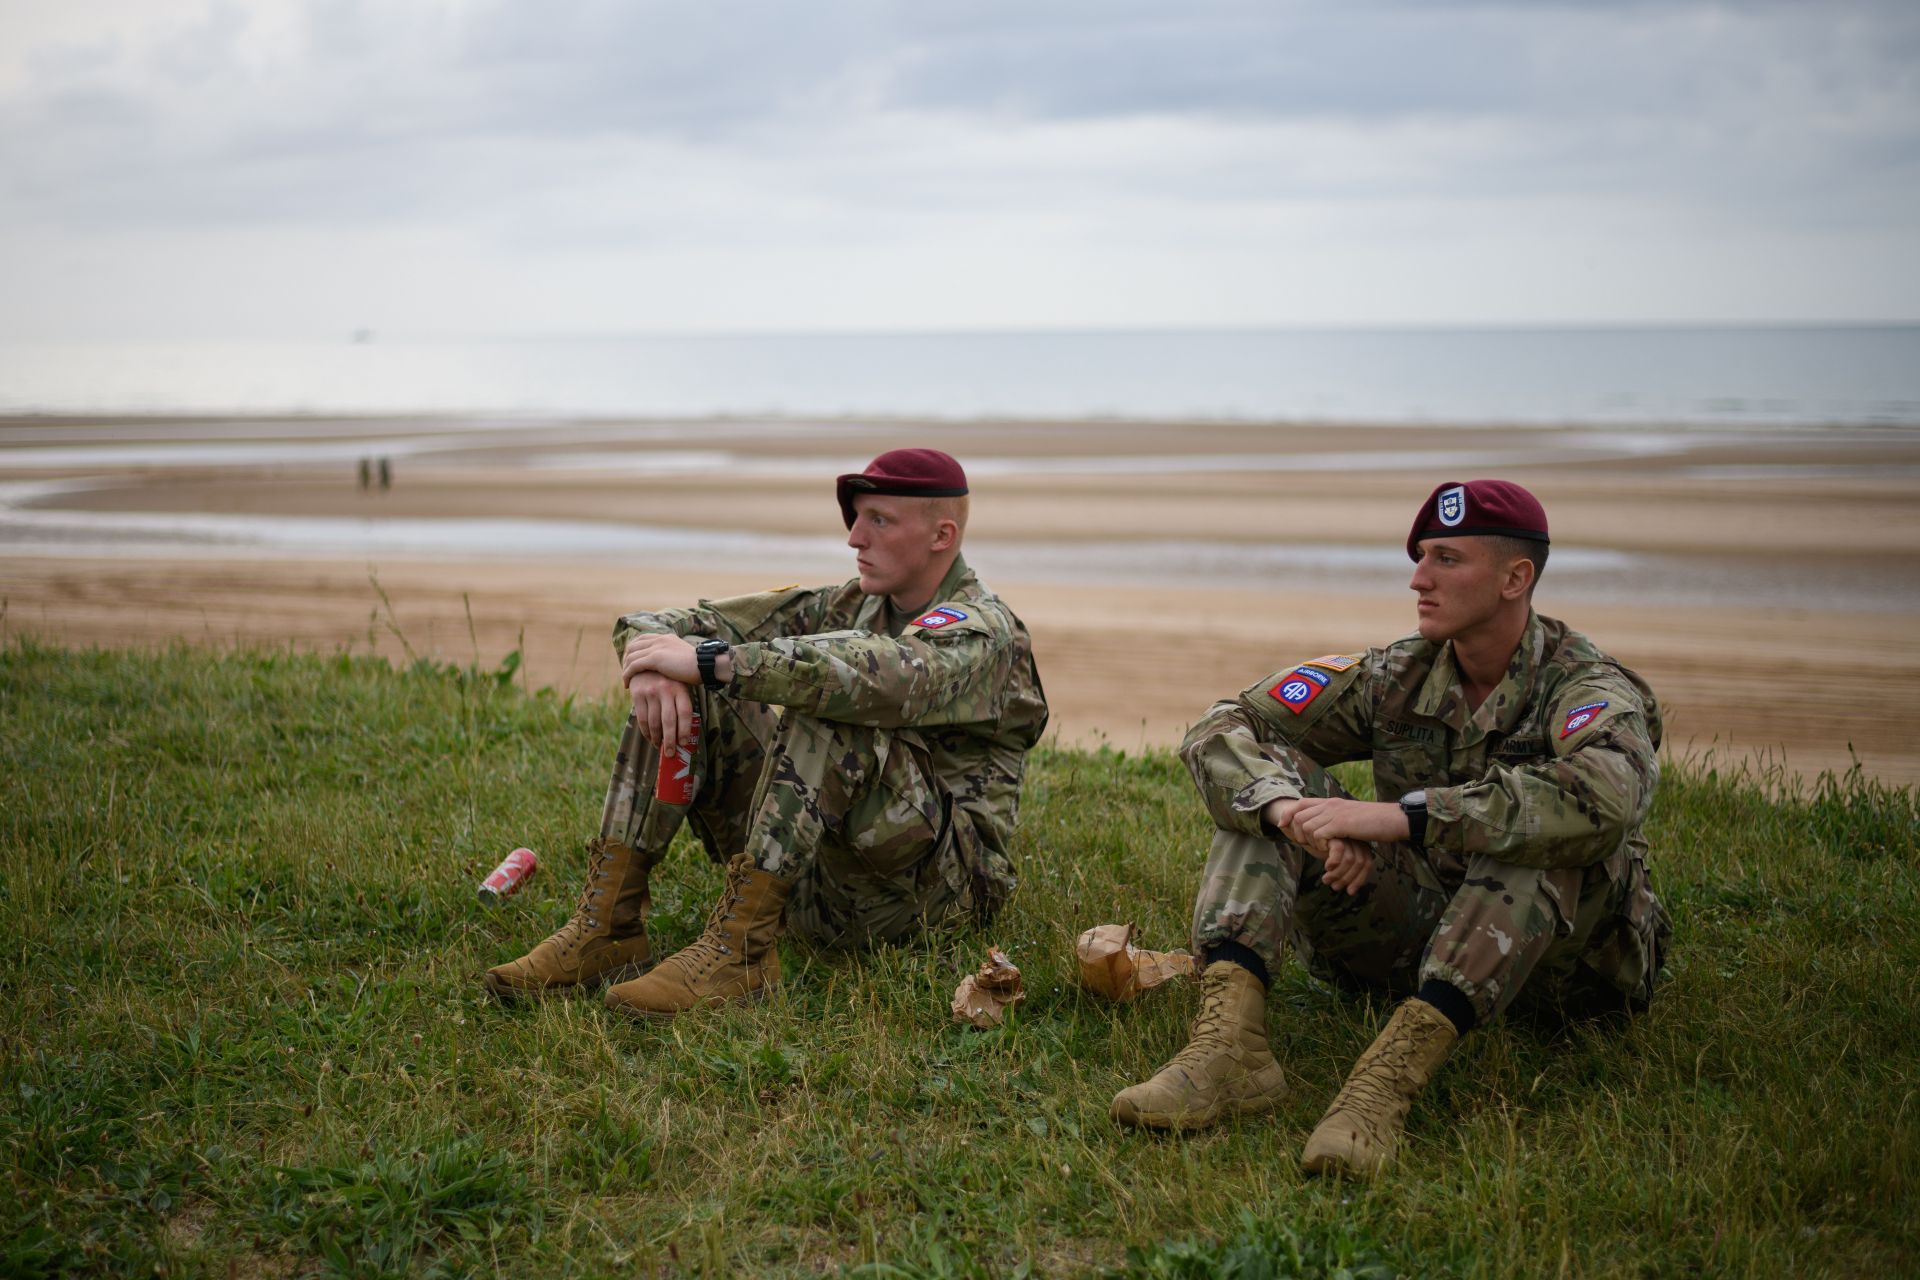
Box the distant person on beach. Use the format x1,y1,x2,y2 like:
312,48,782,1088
1111,479,1670,1179
483,448,1049,1017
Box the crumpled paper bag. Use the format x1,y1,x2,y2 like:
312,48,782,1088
951,947,1025,1028
1075,923,1199,1001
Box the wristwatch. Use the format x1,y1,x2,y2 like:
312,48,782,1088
695,638,731,691
1398,789,1428,846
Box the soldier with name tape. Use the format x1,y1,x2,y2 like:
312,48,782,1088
482,448,1048,1017
1111,478,1670,1179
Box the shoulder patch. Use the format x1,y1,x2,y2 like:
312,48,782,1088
911,605,970,630
1269,669,1327,714
1559,701,1609,739
1300,653,1361,673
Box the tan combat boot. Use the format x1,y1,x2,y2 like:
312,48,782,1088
1109,961,1288,1130
603,854,791,1019
1300,996,1459,1179
481,838,654,999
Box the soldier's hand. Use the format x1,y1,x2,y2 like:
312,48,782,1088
1286,796,1410,846
628,672,695,747
1264,797,1335,858
1321,838,1375,896
621,634,700,688
1263,797,1309,842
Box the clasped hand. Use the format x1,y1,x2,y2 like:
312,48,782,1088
1260,796,1410,896
620,635,700,748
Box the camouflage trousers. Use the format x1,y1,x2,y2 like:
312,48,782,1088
1191,765,1668,1025
597,689,982,949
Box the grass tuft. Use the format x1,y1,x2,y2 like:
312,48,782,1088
1114,1211,1394,1280
258,1132,535,1278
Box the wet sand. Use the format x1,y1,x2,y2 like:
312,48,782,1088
5,415,1919,784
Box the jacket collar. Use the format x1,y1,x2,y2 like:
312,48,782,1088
1413,611,1544,744
855,553,972,633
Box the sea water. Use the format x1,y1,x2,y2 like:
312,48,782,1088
2,326,1917,425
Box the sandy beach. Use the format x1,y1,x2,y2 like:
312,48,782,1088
5,414,1920,784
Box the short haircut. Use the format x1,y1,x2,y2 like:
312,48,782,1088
1486,534,1548,586
923,493,970,540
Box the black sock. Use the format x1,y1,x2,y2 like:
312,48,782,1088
1417,979,1477,1036
1203,941,1271,989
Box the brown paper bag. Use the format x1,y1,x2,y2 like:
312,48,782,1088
1075,923,1198,1002
950,946,1026,1028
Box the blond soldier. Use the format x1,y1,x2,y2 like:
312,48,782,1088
1112,479,1670,1179
483,449,1048,1016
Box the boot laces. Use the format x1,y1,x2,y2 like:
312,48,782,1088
1336,1072,1401,1122
1331,1028,1423,1120
550,843,615,955
675,864,754,970
1167,981,1239,1069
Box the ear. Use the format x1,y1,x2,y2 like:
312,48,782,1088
1500,553,1536,601
928,517,959,553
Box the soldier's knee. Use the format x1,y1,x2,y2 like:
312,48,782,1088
1462,854,1549,888
1457,857,1575,927
771,707,885,757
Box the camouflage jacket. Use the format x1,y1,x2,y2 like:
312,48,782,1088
613,554,1050,868
1183,613,1660,885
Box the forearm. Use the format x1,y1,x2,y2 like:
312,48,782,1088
726,631,1001,727
611,584,836,656
1427,751,1652,869
611,606,721,654
1180,703,1316,836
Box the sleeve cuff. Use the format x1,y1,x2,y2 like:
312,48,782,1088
721,642,768,698
613,615,688,652
1232,777,1304,837
1424,784,1465,848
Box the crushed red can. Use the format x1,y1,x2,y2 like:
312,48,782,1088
655,711,700,805
477,847,539,904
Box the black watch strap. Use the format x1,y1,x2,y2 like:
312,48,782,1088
696,639,730,691
1399,790,1429,846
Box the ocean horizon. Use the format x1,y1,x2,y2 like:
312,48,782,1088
3,324,1918,427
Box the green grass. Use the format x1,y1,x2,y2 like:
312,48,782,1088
1,638,1916,1278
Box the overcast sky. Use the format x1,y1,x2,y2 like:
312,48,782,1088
2,0,1915,339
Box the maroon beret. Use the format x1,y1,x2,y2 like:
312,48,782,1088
836,448,969,528
1407,479,1550,561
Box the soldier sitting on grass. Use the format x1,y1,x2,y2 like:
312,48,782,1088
483,448,1048,1018
1111,479,1671,1179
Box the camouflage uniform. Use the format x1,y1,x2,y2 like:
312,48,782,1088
1183,612,1670,1024
605,554,1048,948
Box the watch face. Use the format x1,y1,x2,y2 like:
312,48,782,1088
1401,789,1427,808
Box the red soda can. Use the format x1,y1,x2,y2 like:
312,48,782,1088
477,847,539,904
655,711,700,805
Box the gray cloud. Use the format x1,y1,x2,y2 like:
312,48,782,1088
0,0,1914,332
7,2,1916,213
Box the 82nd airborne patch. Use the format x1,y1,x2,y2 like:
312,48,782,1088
1269,669,1326,714
1559,701,1609,739
912,605,970,629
